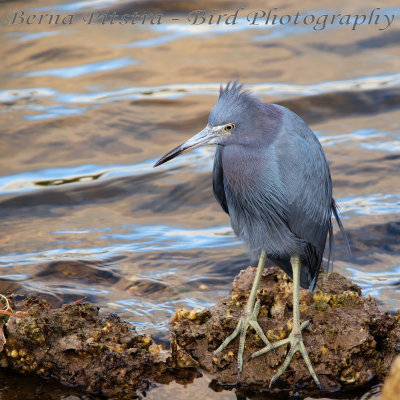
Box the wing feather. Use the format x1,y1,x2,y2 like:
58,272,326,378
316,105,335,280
212,146,229,215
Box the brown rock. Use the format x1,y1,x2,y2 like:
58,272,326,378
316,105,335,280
170,266,400,394
0,295,169,398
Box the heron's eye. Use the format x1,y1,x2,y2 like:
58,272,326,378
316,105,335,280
225,123,235,132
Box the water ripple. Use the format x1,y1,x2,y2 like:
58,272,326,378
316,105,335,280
100,224,237,248
0,147,215,196
122,17,271,48
3,73,400,112
339,193,400,216
318,129,384,146
29,0,128,13
346,263,400,298
0,225,238,268
318,128,400,154
361,138,400,153
0,87,58,103
1,158,399,219
59,73,400,104
4,30,68,43
20,57,136,79
111,296,216,334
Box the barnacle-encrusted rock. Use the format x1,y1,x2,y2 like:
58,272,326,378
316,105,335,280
1,267,400,398
0,295,170,398
170,266,400,395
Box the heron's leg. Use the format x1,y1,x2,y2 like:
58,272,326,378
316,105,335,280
214,250,272,371
250,255,321,388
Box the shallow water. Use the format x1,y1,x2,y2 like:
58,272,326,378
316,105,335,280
0,0,399,398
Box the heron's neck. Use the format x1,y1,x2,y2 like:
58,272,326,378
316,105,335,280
220,143,262,193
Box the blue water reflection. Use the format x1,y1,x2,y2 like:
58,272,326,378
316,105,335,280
346,264,400,298
21,57,136,78
3,72,400,121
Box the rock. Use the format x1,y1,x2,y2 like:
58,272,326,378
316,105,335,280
170,266,400,395
1,267,400,398
0,295,170,398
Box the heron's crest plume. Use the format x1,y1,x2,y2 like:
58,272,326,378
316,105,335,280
219,80,259,107
210,81,263,126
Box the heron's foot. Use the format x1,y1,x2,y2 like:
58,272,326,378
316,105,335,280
251,320,321,389
214,299,272,371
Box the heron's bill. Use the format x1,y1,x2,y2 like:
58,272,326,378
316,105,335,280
154,126,214,167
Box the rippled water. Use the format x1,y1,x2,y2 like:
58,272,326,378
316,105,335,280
1,0,399,398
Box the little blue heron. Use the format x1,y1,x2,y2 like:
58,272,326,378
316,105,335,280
154,82,347,388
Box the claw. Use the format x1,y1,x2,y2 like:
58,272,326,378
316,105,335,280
214,300,271,371
251,255,321,389
214,251,270,371
267,331,320,389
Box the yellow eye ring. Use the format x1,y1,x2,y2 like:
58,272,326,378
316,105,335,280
225,123,235,132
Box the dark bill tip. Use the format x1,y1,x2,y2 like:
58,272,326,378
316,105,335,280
153,126,212,167
153,144,185,167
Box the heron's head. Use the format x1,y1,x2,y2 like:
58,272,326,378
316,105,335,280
154,81,275,167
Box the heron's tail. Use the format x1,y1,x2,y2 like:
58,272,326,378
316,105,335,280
327,198,351,273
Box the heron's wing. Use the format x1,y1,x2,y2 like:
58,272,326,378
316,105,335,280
277,117,333,289
286,163,331,290
212,146,229,214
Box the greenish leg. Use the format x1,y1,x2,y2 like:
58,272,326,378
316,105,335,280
250,255,321,388
214,250,273,371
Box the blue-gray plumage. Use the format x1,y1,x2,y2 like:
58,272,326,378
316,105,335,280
154,81,348,389
212,88,332,291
